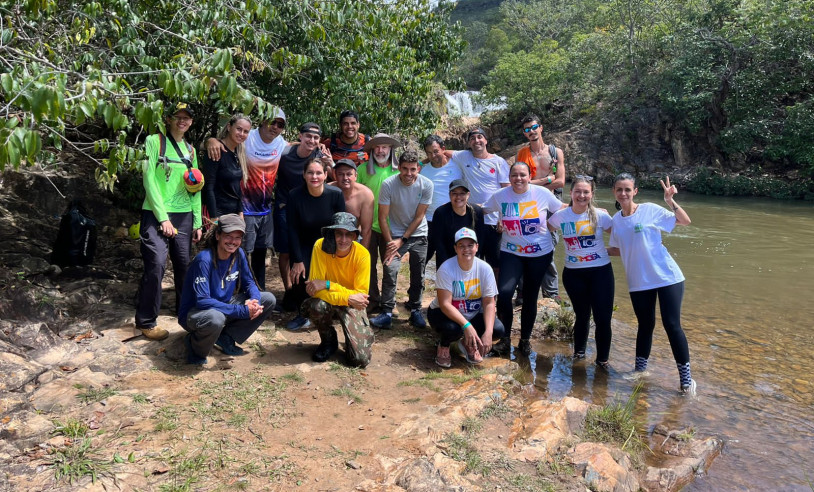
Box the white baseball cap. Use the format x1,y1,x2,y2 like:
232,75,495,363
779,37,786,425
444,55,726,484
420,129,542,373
454,227,478,244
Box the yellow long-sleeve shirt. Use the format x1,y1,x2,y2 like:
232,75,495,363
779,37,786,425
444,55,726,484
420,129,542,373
309,239,371,306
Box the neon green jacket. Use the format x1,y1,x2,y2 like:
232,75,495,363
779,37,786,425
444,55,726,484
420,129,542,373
141,133,202,229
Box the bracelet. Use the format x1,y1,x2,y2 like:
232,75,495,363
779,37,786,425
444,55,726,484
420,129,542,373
547,176,553,184
326,280,330,290
401,236,408,242
461,321,472,330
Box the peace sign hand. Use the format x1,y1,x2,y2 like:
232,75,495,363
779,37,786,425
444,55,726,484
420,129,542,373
660,176,678,203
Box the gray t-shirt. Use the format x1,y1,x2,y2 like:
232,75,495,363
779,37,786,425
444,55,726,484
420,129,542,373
379,174,434,237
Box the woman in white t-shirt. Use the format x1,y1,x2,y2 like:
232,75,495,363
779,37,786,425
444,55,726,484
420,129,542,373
608,173,696,395
548,175,614,368
427,228,505,368
484,162,563,357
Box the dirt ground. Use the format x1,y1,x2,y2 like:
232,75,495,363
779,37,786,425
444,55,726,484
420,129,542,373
11,255,577,491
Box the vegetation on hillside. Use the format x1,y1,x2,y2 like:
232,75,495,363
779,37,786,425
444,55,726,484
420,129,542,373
454,0,814,181
0,0,464,188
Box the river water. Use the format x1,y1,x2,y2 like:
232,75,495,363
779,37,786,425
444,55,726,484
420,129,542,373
524,189,814,490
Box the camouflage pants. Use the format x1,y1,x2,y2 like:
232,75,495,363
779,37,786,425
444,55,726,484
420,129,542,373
302,298,374,367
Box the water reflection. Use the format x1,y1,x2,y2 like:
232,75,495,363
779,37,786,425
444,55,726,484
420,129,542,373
517,190,814,490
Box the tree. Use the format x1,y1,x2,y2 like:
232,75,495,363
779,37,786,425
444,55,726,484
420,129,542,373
0,0,464,188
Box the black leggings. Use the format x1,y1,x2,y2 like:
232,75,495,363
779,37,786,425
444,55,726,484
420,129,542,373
250,248,267,290
562,263,614,362
497,251,553,340
629,281,690,365
427,308,506,347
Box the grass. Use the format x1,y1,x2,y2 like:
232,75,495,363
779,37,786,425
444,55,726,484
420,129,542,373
281,371,304,383
132,393,148,404
154,405,180,431
50,437,111,485
478,396,512,419
247,341,266,357
581,382,648,463
158,450,207,492
330,387,362,403
76,386,117,404
194,369,293,426
399,368,488,392
507,473,555,492
443,432,490,475
52,419,89,439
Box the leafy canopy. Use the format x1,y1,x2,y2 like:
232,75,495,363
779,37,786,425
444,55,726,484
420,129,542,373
0,0,464,188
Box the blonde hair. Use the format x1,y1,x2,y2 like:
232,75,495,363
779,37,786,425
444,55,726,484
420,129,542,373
570,176,597,229
218,113,251,184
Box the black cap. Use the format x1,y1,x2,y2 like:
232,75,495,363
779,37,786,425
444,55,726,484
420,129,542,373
334,158,357,170
467,127,486,140
300,122,321,135
448,178,470,192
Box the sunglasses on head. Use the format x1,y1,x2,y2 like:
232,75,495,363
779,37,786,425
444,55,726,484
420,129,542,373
575,174,594,181
523,124,541,133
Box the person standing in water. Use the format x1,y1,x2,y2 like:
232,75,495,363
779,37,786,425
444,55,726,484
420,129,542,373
607,173,696,395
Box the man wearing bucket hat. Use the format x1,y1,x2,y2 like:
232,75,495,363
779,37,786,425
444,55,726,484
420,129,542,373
178,214,276,364
356,132,401,313
427,227,505,368
300,212,374,367
330,158,374,249
135,102,203,341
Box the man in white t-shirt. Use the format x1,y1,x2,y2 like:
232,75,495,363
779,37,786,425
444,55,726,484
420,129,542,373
420,134,461,267
445,128,509,268
371,149,434,329
427,227,505,368
205,108,288,290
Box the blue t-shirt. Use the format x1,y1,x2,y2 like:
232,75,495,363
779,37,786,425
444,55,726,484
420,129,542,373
178,247,261,327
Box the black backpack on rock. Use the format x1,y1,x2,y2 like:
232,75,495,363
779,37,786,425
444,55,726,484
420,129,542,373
51,200,97,267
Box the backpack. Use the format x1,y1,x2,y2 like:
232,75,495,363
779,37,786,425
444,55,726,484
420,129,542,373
156,133,203,193
547,144,558,174
157,132,195,168
51,200,97,267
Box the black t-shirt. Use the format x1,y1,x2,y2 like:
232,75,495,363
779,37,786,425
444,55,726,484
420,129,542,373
202,144,243,218
276,144,319,206
286,185,346,264
431,202,487,266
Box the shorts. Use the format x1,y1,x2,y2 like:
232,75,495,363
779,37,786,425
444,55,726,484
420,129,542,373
272,204,289,254
243,214,273,253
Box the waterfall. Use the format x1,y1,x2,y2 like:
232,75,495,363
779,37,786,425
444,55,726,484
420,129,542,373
444,91,506,117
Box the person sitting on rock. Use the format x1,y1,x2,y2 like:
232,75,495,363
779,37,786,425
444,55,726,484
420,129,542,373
177,214,276,365
427,227,505,368
300,212,374,367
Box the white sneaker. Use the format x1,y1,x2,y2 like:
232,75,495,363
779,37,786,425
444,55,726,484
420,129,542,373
680,379,697,397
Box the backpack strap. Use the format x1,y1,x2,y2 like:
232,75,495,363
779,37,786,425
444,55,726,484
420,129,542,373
548,144,558,173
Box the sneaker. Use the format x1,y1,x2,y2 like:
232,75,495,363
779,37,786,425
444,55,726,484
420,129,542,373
596,360,610,371
285,315,311,331
139,326,169,341
214,332,246,356
573,351,586,361
435,345,452,368
489,338,511,356
519,339,532,356
370,312,393,329
271,304,283,314
312,330,339,363
409,309,427,329
680,379,697,397
183,334,207,365
456,340,483,364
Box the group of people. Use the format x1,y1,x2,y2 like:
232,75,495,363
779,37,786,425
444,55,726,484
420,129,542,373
133,103,696,394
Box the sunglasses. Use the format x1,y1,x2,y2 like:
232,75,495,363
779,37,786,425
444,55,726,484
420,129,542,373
575,174,594,181
523,124,541,133
270,120,286,129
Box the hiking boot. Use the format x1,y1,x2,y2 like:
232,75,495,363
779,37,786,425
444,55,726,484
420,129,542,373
184,334,207,365
215,332,246,356
489,338,511,356
519,338,532,356
680,379,697,397
457,339,483,364
370,312,393,329
435,345,452,368
409,309,427,329
312,330,339,363
285,315,311,331
139,326,169,341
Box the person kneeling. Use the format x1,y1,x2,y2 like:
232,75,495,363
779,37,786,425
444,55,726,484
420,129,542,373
427,228,505,368
178,214,275,364
301,212,374,367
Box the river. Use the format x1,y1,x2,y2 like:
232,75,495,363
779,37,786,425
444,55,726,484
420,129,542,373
525,189,814,490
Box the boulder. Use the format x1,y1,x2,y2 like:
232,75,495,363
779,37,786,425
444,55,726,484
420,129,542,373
509,396,589,462
0,321,80,366
394,458,464,492
0,351,44,392
0,410,53,451
568,442,639,492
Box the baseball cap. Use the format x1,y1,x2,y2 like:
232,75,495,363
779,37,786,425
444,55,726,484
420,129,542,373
454,227,478,244
218,214,246,234
334,158,357,170
448,178,470,192
300,122,321,135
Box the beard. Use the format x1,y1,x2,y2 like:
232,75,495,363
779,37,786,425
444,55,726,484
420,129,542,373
373,153,390,165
